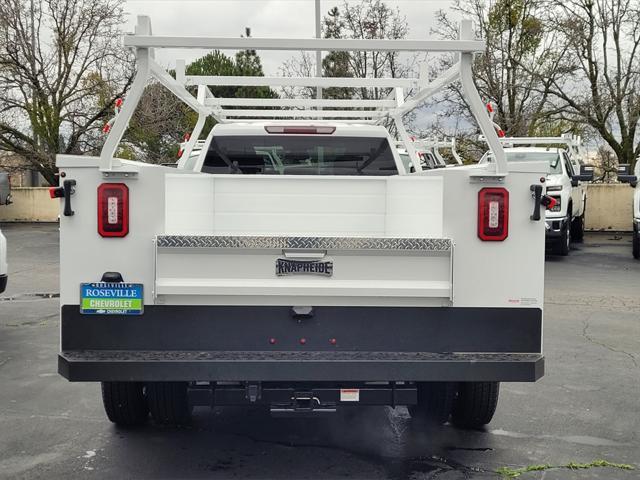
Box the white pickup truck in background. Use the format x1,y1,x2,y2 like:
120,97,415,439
0,172,11,205
55,17,547,429
480,136,593,255
618,163,639,258
0,226,6,293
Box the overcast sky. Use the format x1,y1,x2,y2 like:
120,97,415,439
124,0,456,74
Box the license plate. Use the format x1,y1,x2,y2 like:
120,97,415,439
80,282,143,315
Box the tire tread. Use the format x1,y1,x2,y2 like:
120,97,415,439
101,381,148,426
147,382,192,425
451,382,499,429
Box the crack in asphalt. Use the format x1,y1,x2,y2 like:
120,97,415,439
0,292,60,302
582,318,638,368
4,312,58,327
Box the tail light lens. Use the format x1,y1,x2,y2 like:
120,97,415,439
478,187,509,241
98,183,129,237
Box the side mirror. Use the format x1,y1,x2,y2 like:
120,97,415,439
618,174,638,188
571,178,579,187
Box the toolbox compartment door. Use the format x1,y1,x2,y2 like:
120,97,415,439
157,174,451,306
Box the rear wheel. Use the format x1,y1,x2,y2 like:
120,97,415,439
147,382,192,426
101,381,149,426
451,382,499,429
408,382,456,425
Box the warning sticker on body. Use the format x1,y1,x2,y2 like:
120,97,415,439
340,388,360,402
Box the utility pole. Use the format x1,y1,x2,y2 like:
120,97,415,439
30,0,40,186
315,0,322,101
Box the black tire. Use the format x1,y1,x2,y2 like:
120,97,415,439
633,231,639,260
408,382,456,425
571,214,585,243
147,382,192,425
101,381,149,426
555,216,571,256
451,382,499,429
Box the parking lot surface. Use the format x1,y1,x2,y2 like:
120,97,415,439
0,223,638,479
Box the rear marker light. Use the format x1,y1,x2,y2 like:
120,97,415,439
478,187,509,241
98,183,129,237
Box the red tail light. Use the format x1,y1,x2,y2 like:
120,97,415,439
98,183,129,237
478,187,509,241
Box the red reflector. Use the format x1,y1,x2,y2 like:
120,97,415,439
98,183,129,237
478,187,509,241
264,126,336,135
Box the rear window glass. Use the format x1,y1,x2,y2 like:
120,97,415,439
202,135,397,175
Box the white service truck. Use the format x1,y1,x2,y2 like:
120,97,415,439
55,17,548,428
618,163,639,258
0,226,6,293
480,136,592,255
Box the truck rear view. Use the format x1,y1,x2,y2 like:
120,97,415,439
57,17,547,428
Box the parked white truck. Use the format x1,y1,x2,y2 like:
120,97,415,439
0,226,6,293
618,163,639,258
480,136,592,255
55,17,547,428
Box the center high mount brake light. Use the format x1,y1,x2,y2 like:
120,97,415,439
264,126,336,135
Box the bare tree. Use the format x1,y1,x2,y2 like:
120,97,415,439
544,0,640,171
279,52,317,99
0,0,133,185
592,145,619,182
431,0,568,138
280,0,413,100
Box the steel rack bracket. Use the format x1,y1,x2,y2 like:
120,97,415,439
413,137,464,166
456,21,508,180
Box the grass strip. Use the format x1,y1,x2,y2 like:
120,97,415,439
496,459,635,478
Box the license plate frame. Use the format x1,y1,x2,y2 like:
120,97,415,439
80,282,144,315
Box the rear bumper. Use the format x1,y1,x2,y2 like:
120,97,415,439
59,350,544,382
59,305,544,382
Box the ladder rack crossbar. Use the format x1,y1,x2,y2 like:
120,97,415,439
185,76,421,88
205,98,397,108
124,35,485,53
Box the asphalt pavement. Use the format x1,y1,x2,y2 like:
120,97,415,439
0,223,638,479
